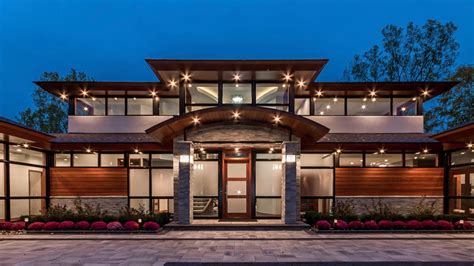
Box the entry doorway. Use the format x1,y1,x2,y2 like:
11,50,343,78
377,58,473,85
222,150,252,219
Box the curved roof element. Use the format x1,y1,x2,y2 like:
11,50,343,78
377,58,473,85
146,106,330,146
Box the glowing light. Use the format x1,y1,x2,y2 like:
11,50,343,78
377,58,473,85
114,97,118,100
83,107,89,111
319,111,325,115
423,148,429,154
92,97,96,101
371,97,376,102
363,97,367,102
85,148,92,153
155,96,160,101
315,90,323,97
282,83,287,88
232,95,244,104
361,104,367,109
422,90,430,97
336,148,342,153
326,104,331,110
188,83,192,88
199,147,205,152
169,79,178,88
60,93,68,100
297,80,306,88
192,117,200,124
81,90,88,96
333,97,338,102
234,147,240,152
273,115,281,123
379,148,385,154
150,91,157,97
133,97,137,100
369,90,377,97
232,111,240,119
468,143,473,149
412,97,417,101
22,143,29,148
233,73,241,81
182,73,191,81
134,148,140,153
401,107,407,112
283,73,293,82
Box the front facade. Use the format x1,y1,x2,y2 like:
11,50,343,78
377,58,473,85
0,59,472,224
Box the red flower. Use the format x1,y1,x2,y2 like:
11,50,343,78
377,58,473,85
364,220,379,230
392,220,407,230
421,220,437,230
11,222,25,231
124,221,140,230
27,222,45,231
334,220,348,230
1,222,12,230
91,221,107,230
406,220,422,230
43,221,60,230
378,220,393,230
315,220,331,230
348,221,364,230
75,221,90,230
106,221,123,230
436,220,454,230
454,221,473,230
143,221,160,230
58,221,75,230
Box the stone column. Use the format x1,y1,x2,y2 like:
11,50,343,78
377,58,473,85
173,141,194,224
281,141,301,224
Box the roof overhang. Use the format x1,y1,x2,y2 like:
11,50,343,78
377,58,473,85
431,121,474,150
0,117,55,149
146,106,330,148
146,59,328,83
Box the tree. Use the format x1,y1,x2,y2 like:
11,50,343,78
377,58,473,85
17,69,93,133
425,65,473,132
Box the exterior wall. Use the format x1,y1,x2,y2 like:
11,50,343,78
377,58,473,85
308,116,424,133
335,197,444,215
49,197,127,215
68,116,172,133
187,124,289,142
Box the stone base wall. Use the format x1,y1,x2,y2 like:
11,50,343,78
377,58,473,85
335,197,444,216
49,197,128,215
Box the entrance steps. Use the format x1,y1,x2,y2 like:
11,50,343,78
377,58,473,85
164,220,310,231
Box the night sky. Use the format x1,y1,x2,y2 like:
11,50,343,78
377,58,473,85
0,0,473,119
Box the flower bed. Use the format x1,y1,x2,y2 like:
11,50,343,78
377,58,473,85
1,220,161,232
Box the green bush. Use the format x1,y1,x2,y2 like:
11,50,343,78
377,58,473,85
303,212,332,225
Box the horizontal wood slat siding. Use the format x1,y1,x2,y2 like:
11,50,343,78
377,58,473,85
50,168,127,196
335,168,444,196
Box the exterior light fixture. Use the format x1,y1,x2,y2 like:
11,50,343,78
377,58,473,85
134,148,140,153
232,111,240,119
371,97,376,102
333,97,338,102
231,95,244,104
336,148,342,153
297,80,306,88
22,143,29,148
326,104,331,110
233,73,241,81
273,115,281,123
379,148,385,154
423,148,429,154
361,104,367,109
133,97,137,100
182,73,191,82
92,97,96,101
85,148,92,153
169,79,177,88
467,143,473,149
235,83,239,88
234,147,240,152
83,107,89,111
192,117,200,125
60,93,68,100
155,96,160,101
150,91,157,97
422,90,429,97
412,97,417,101
114,97,118,100
282,83,287,88
315,90,323,97
401,107,407,112
24,217,29,223
369,90,377,97
363,97,367,102
81,90,88,96
188,83,192,88
283,73,293,82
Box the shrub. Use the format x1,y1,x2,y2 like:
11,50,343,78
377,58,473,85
378,220,393,230
11,222,25,231
143,221,160,231
106,221,123,230
348,221,364,230
454,221,473,230
315,220,331,230
334,220,348,230
304,212,332,225
436,220,454,230
123,221,140,230
392,220,407,230
1,222,12,230
90,221,107,230
436,214,467,223
363,199,399,221
43,221,60,230
331,200,357,221
75,221,90,230
27,222,45,230
408,197,438,220
364,220,379,230
58,221,75,230
421,220,437,230
406,220,422,230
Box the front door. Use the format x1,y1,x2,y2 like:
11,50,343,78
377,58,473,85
222,151,251,219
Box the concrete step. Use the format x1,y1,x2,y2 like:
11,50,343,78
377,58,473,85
164,221,310,231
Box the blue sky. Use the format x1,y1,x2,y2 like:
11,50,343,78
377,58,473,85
0,0,473,119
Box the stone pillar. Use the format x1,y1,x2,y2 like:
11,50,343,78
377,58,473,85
173,141,194,224
281,141,301,224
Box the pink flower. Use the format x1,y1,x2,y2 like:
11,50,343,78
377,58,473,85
455,221,473,230
75,221,90,230
1,222,12,230
58,221,75,230
124,221,140,230
27,222,45,231
143,221,160,230
392,220,407,230
421,220,437,230
11,222,25,231
43,221,60,230
348,221,364,230
90,221,107,230
364,220,379,230
334,220,348,230
406,220,422,230
315,220,331,230
436,220,454,230
106,221,123,230
378,220,393,230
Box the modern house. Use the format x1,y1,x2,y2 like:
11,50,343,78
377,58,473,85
0,59,472,224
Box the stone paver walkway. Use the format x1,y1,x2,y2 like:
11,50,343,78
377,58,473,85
0,231,474,264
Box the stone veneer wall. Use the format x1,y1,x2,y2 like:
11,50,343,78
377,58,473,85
50,197,128,215
335,197,444,215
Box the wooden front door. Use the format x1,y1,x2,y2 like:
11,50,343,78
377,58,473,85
222,151,251,219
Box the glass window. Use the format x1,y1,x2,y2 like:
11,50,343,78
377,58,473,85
256,153,281,160
152,169,173,197
73,153,98,167
0,162,4,197
192,161,218,196
100,154,125,167
256,198,281,217
300,153,333,167
301,198,332,214
451,149,474,165
295,98,310,115
406,153,438,167
301,169,333,196
130,198,149,211
449,172,474,197
339,153,363,167
107,97,125,115
10,199,45,220
129,169,149,196
314,98,344,115
159,98,179,115
54,154,71,167
0,143,4,160
151,154,173,167
256,83,288,104
127,98,153,115
347,98,390,116
129,154,149,167
259,106,289,111
185,106,213,113
393,98,417,116
9,164,44,197
256,161,281,196
75,98,106,116
186,83,218,104
448,197,474,218
223,83,252,104
0,200,4,221
365,153,403,167
9,146,45,166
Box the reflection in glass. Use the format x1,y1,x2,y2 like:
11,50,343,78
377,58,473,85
451,149,474,165
301,169,333,196
130,198,149,211
256,198,281,217
151,154,173,167
129,154,149,167
405,153,438,167
75,98,106,116
100,154,125,167
339,154,363,167
256,83,288,104
393,98,417,116
54,154,71,167
347,98,390,116
152,169,173,196
301,198,332,214
107,97,126,115
127,98,153,115
9,146,45,165
73,153,98,167
186,83,218,104
300,153,333,167
256,161,281,196
314,98,344,115
159,98,179,115
223,83,252,104
295,98,310,115
365,153,403,167
193,161,218,196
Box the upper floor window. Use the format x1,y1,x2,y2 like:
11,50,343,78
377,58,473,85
76,98,106,116
127,98,153,115
9,145,45,166
295,98,310,115
347,98,390,116
256,83,288,104
405,153,438,167
159,98,179,115
451,149,474,166
314,97,344,116
393,98,417,116
223,83,252,104
365,153,403,167
108,97,125,115
186,83,218,104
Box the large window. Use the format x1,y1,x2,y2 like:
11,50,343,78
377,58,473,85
73,153,98,167
127,98,153,115
365,153,403,167
347,98,390,116
186,83,218,104
100,154,125,167
255,154,282,217
159,98,179,115
405,153,438,167
300,153,334,167
54,154,71,167
107,97,126,115
295,98,310,115
9,146,45,166
339,153,363,167
256,83,288,104
75,98,106,116
314,98,344,116
451,149,474,166
192,156,218,217
393,98,417,116
223,83,252,104
301,169,333,197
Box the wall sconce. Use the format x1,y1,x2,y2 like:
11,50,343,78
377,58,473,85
282,154,296,163
179,155,191,163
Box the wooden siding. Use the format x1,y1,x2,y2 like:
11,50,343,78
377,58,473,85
335,168,444,196
50,168,127,196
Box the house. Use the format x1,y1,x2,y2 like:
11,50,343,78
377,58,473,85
0,59,472,224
